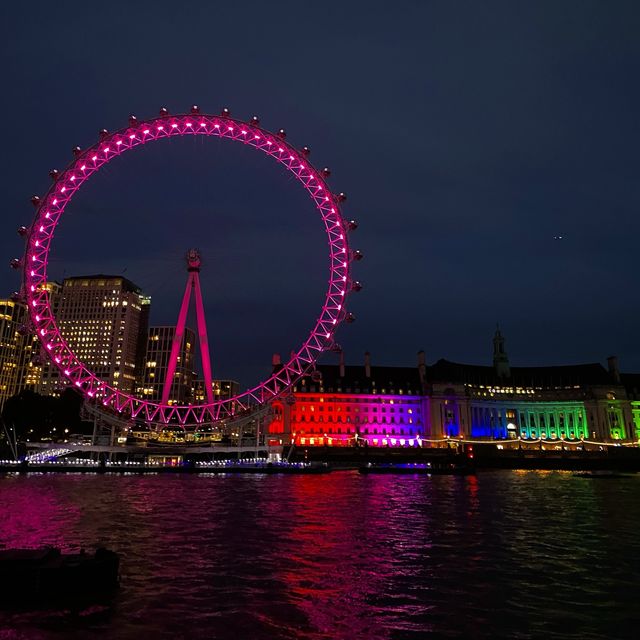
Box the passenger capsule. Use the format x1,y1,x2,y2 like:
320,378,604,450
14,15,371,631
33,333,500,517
30,196,40,207
9,258,22,270
159,107,169,116
49,169,59,181
301,146,311,156
190,104,200,114
128,115,138,126
17,226,28,237
345,312,356,324
347,219,359,231
72,146,82,157
321,167,331,177
351,280,363,292
250,115,260,126
10,291,23,303
277,128,286,138
337,192,347,202
352,250,363,261
99,129,109,139
221,107,231,116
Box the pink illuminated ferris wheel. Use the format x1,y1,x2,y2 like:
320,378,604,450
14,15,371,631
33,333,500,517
19,106,361,428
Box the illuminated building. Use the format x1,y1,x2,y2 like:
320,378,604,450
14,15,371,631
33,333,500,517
425,329,632,441
619,374,640,441
0,298,23,408
39,275,150,396
192,378,240,403
138,323,239,406
269,331,637,446
0,299,35,409
20,330,42,393
269,351,429,447
428,361,628,441
1,284,63,407
139,326,196,404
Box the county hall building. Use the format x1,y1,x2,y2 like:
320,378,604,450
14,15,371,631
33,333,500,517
268,329,639,446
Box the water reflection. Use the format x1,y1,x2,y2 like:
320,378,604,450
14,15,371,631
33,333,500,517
0,471,639,639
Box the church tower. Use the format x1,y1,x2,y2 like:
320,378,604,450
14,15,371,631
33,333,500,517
493,325,511,378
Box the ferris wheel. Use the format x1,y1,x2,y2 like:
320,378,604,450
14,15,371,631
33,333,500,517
16,106,362,428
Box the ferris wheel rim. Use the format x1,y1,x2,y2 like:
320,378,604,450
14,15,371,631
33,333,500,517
23,111,354,427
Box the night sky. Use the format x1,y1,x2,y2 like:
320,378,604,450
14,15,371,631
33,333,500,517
2,1,640,388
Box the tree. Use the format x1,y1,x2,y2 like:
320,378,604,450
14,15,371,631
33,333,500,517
1,388,87,442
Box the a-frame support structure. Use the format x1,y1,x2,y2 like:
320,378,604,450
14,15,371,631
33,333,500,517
162,249,214,405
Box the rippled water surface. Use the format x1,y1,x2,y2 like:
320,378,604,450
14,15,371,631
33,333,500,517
1,471,639,639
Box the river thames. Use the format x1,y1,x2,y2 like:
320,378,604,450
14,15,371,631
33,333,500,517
0,470,638,639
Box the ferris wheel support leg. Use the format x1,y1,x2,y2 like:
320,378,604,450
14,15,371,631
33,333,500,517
162,273,194,405
193,272,214,405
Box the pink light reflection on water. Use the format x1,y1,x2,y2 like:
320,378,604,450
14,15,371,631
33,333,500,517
0,476,83,550
0,473,637,639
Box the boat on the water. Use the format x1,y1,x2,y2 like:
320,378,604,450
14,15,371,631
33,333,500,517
0,547,119,604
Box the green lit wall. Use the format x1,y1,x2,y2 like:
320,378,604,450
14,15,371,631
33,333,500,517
606,403,627,440
471,400,589,439
630,402,640,440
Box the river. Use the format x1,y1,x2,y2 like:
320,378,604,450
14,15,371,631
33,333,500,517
1,470,638,639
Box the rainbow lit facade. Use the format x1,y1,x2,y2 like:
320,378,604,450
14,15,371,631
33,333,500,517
268,354,637,446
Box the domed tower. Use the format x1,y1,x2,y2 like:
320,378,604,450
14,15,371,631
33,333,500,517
493,324,510,379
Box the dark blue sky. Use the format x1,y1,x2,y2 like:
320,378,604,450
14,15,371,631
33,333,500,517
2,0,640,386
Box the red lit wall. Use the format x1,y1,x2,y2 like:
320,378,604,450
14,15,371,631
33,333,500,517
270,393,428,447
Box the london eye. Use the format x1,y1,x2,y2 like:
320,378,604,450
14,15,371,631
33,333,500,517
18,107,361,429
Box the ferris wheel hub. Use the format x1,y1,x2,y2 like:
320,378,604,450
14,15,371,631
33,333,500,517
186,248,202,271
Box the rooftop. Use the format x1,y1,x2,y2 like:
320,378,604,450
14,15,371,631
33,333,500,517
427,359,613,387
62,274,143,294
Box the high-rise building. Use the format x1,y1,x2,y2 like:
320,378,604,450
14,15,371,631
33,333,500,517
0,299,28,409
39,275,150,396
192,378,240,404
139,326,196,404
20,329,42,393
0,294,47,409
